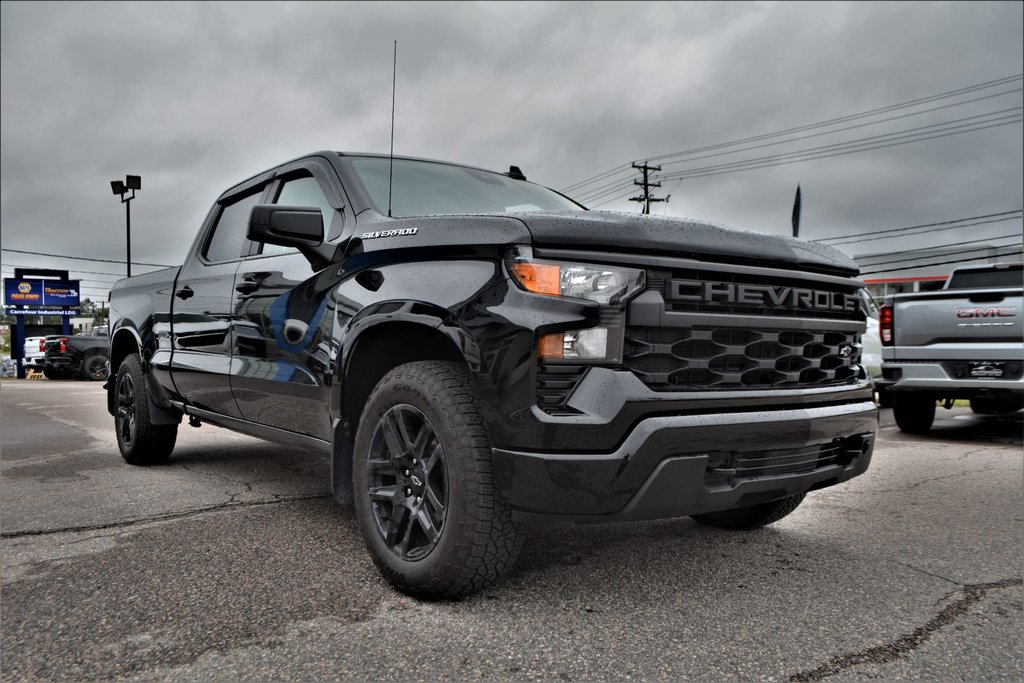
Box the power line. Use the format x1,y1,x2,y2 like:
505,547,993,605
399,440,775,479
816,210,1022,243
820,215,1023,247
579,113,1022,205
857,242,1023,269
1,264,162,278
560,164,633,194
572,172,638,203
1,248,173,268
645,74,1023,164
854,233,1024,263
559,72,1023,193
861,249,1022,275
653,112,1022,182
640,117,1022,188
656,101,1023,171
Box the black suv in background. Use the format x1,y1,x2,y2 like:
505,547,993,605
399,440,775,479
107,152,877,597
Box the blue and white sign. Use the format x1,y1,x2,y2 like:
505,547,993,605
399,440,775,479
3,306,80,317
3,278,80,307
40,281,81,306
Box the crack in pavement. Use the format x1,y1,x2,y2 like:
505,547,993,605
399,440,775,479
0,493,332,539
893,561,964,587
789,577,1023,682
839,462,1003,495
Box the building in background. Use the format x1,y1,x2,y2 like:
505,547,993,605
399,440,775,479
855,244,1023,301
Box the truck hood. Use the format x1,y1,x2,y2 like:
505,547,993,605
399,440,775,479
514,211,859,276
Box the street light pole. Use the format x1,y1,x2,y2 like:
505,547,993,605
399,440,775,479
110,175,141,278
125,197,131,277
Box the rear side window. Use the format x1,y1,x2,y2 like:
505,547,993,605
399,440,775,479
947,265,1023,289
204,191,262,262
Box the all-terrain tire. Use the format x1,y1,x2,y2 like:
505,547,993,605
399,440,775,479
893,393,936,434
352,361,523,599
115,354,177,465
691,493,806,530
81,351,109,381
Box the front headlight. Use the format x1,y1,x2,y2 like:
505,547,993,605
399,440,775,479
509,247,643,363
509,250,645,305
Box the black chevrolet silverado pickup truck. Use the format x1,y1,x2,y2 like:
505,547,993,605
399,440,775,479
43,329,109,380
108,151,877,597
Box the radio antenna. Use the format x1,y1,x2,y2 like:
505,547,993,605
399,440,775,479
388,40,397,218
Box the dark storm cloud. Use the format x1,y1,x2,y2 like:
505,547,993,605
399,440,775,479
1,1,1021,293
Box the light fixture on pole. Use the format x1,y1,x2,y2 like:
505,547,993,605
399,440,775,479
110,174,141,277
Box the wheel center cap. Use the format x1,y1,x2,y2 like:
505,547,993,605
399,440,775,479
410,474,423,488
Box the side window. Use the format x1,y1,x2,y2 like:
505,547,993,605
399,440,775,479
204,191,262,262
260,175,333,256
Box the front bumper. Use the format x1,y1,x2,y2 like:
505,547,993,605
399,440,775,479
494,401,877,523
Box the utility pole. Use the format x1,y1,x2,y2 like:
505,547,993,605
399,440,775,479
629,162,669,214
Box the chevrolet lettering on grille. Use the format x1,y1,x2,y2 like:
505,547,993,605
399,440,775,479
666,279,859,314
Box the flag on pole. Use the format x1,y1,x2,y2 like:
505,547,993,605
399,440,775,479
791,184,802,238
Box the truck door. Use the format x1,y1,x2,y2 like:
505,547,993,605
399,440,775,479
230,170,344,440
171,185,269,417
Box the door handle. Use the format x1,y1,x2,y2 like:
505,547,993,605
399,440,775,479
175,286,194,300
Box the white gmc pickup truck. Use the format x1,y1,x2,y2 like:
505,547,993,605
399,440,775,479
878,262,1023,433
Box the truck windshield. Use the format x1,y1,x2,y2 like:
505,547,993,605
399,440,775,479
947,264,1023,289
349,157,584,218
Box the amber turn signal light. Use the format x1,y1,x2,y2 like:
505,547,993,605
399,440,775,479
511,262,560,296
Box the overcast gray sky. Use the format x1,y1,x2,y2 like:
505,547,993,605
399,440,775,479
2,1,1022,299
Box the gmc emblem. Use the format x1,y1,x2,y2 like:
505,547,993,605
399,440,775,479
955,307,1017,318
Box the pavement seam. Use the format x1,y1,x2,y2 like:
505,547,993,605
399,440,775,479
788,576,1023,682
0,493,332,539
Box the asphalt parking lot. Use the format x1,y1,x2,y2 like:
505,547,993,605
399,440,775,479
1,380,1021,681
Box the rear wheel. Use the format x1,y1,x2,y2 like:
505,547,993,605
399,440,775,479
691,494,806,530
115,354,177,465
893,393,936,434
82,352,109,381
353,361,523,599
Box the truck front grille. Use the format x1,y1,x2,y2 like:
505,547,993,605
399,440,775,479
624,326,861,390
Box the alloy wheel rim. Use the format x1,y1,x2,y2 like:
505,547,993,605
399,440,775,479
367,404,448,561
87,357,107,379
116,373,136,447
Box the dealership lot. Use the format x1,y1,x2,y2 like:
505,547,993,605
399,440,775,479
1,380,1020,681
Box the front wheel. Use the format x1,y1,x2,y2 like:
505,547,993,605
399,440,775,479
115,354,177,465
353,361,523,599
691,494,806,530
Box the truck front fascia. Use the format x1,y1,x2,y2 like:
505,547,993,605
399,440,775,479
494,401,877,522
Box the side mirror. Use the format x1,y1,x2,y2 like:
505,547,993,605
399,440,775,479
248,204,324,248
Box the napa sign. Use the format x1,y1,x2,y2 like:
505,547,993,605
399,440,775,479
3,278,81,307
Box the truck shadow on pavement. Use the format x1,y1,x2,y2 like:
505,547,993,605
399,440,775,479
882,408,1023,445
